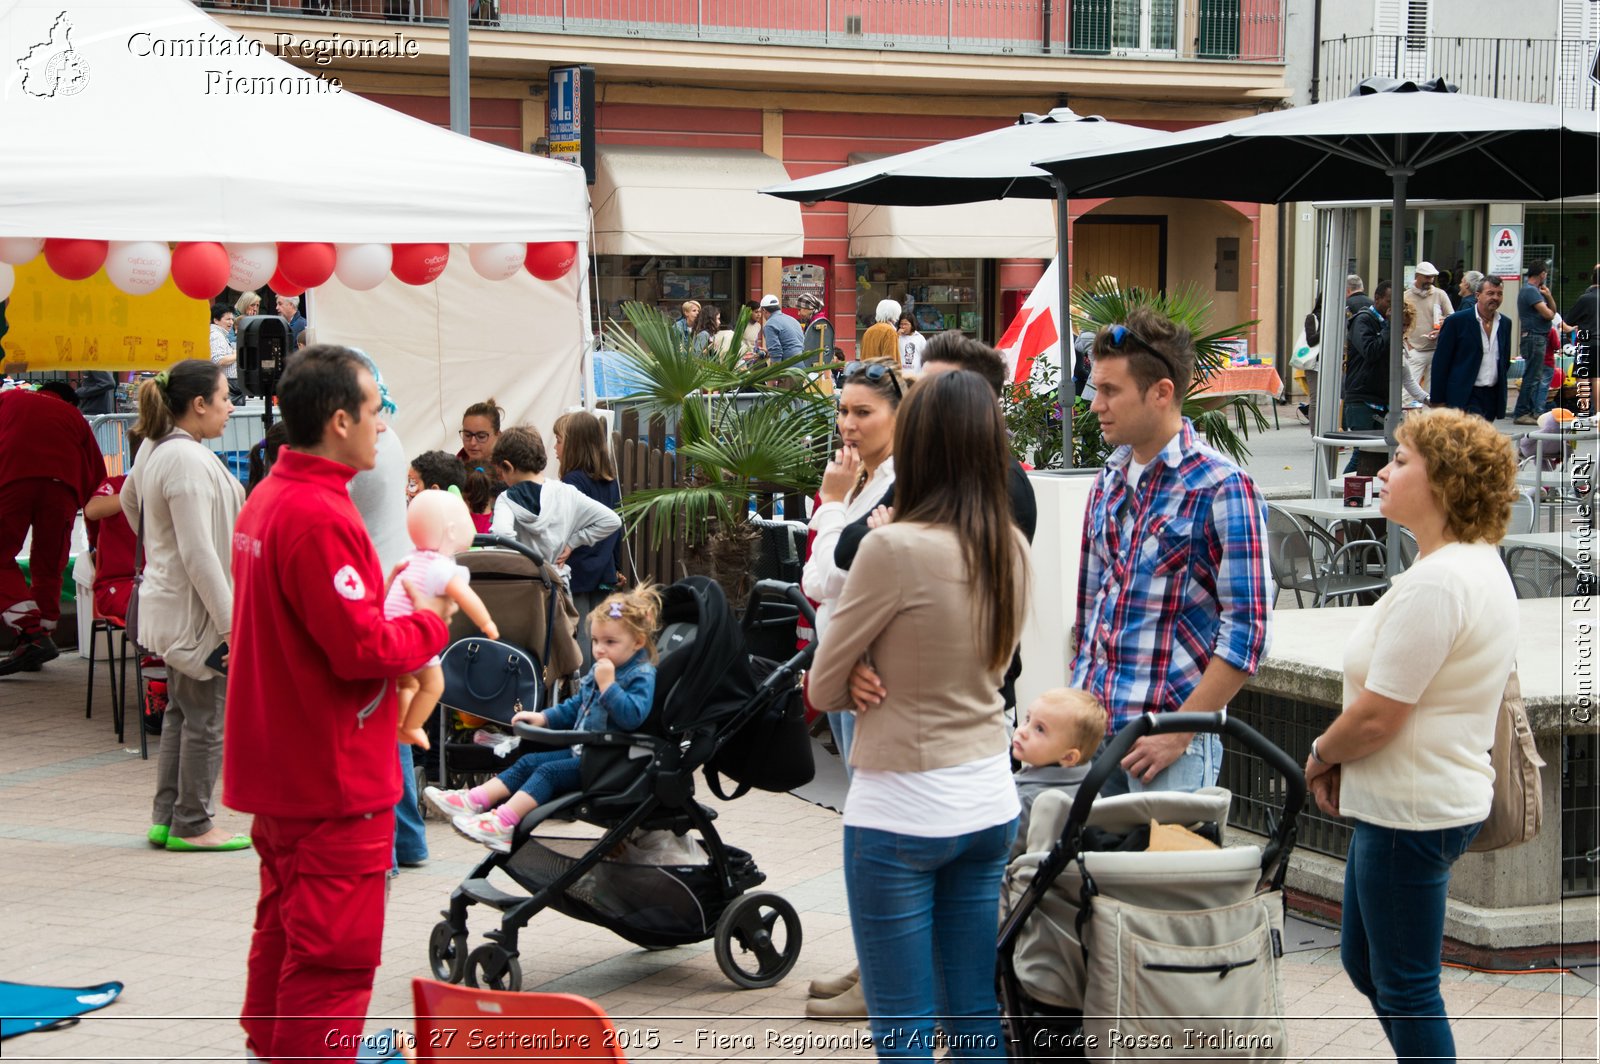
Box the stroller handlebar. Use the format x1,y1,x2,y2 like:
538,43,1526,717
751,579,818,627
470,534,553,572
513,721,673,754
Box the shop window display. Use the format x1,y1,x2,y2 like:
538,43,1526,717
854,258,984,344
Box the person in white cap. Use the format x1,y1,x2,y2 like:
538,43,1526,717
1402,261,1453,392
756,294,803,367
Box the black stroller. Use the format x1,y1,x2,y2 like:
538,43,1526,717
998,712,1305,1062
427,576,817,992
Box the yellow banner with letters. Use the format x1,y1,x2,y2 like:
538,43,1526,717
2,258,207,371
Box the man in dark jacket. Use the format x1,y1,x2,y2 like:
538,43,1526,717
1339,282,1392,473
1430,276,1512,419
76,371,118,415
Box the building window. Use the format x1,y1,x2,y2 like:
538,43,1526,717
593,256,744,338
1071,0,1180,55
854,259,985,346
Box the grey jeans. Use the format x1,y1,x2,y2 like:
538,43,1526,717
152,668,227,837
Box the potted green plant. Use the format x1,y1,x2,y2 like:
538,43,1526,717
1002,280,1269,469
604,301,835,604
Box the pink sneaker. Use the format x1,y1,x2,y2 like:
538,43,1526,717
423,786,484,818
453,811,513,853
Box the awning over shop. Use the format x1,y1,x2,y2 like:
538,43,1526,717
844,153,1056,258
592,146,805,257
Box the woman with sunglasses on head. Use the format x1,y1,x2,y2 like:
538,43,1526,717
810,370,1030,1060
797,356,903,1021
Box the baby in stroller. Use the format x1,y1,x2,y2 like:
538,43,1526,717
1010,687,1108,854
424,586,659,851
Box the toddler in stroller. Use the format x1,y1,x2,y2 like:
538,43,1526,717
425,586,661,851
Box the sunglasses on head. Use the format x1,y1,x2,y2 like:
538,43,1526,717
1106,323,1159,352
841,360,903,398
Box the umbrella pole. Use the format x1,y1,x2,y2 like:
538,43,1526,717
1055,177,1076,470
1384,157,1412,575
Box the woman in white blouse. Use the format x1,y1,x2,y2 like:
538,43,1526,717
1304,407,1519,1064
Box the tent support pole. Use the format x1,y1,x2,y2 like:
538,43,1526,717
1054,176,1076,469
449,0,470,136
1384,152,1412,575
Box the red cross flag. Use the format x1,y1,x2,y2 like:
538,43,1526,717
997,258,1067,385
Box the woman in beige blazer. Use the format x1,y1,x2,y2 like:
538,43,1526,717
810,369,1030,1061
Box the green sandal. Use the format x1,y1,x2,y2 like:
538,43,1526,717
165,834,252,852
147,825,169,848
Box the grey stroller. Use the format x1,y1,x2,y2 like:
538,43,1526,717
998,712,1305,1062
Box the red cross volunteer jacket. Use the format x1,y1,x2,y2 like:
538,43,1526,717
223,448,448,819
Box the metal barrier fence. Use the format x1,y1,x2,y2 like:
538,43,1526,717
1318,36,1599,108
193,0,1287,61
88,407,272,484
1564,733,1599,898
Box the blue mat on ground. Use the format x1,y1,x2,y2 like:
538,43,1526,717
0,980,124,1039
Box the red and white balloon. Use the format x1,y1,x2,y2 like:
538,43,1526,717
170,242,231,300
0,238,44,265
468,242,527,282
392,243,450,286
44,238,109,281
105,241,172,296
334,243,392,291
525,241,578,281
278,242,337,290
226,242,277,291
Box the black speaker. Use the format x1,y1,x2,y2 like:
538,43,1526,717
235,315,293,398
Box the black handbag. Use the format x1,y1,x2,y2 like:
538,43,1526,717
438,638,542,726
705,665,815,800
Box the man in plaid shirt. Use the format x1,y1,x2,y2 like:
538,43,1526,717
1070,308,1271,795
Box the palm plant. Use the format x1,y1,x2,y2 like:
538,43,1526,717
604,301,835,597
1065,279,1269,468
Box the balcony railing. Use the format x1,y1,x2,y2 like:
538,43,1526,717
195,0,1286,62
1319,35,1599,109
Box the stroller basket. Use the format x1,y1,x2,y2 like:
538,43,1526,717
504,834,754,942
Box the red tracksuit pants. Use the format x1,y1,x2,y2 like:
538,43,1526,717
241,810,394,1062
0,478,77,636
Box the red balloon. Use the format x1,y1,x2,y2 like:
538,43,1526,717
277,241,336,290
268,265,305,298
525,241,578,281
391,243,450,286
43,238,109,281
170,242,230,300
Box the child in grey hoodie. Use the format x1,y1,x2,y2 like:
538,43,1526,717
487,425,621,587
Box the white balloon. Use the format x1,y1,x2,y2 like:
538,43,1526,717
0,237,44,265
105,241,172,296
334,242,392,291
0,263,13,301
226,242,277,291
468,242,526,282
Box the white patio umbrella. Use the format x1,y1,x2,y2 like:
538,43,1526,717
762,108,1173,467
1032,78,1600,571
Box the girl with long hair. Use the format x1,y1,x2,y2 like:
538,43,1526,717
809,369,1030,1060
553,410,624,665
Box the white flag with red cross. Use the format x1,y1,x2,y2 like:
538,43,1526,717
997,258,1069,385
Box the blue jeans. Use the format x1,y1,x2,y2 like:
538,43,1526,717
392,743,427,869
1514,346,1552,417
844,821,1017,1061
1096,731,1222,798
1342,819,1483,1064
499,748,582,804
827,710,856,775
1341,401,1385,473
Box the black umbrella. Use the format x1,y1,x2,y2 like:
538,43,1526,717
763,108,1172,467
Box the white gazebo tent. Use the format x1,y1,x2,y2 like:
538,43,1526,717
1,0,593,448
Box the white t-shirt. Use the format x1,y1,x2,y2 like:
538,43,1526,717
844,752,1020,837
900,332,927,371
1338,541,1517,830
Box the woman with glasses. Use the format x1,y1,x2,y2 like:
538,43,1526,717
810,369,1029,1059
456,397,503,474
797,356,903,1021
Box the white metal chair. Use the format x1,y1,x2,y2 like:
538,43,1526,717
1502,545,1584,599
1265,504,1391,608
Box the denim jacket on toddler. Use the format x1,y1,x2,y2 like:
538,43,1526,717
543,649,657,736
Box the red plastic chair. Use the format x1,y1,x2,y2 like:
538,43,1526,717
411,979,629,1062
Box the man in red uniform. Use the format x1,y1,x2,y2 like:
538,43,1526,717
224,346,452,1062
0,385,105,675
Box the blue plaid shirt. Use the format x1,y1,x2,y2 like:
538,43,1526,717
1070,419,1271,731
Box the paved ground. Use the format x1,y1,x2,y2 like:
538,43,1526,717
2,657,1596,1062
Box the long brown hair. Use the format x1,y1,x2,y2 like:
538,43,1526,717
132,359,223,443
554,411,617,482
891,370,1026,671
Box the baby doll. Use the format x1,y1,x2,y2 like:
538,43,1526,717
387,489,498,749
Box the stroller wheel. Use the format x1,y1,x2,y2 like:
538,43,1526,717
713,892,802,990
428,921,469,984
465,943,523,992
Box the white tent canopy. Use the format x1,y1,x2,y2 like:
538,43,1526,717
0,0,589,242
